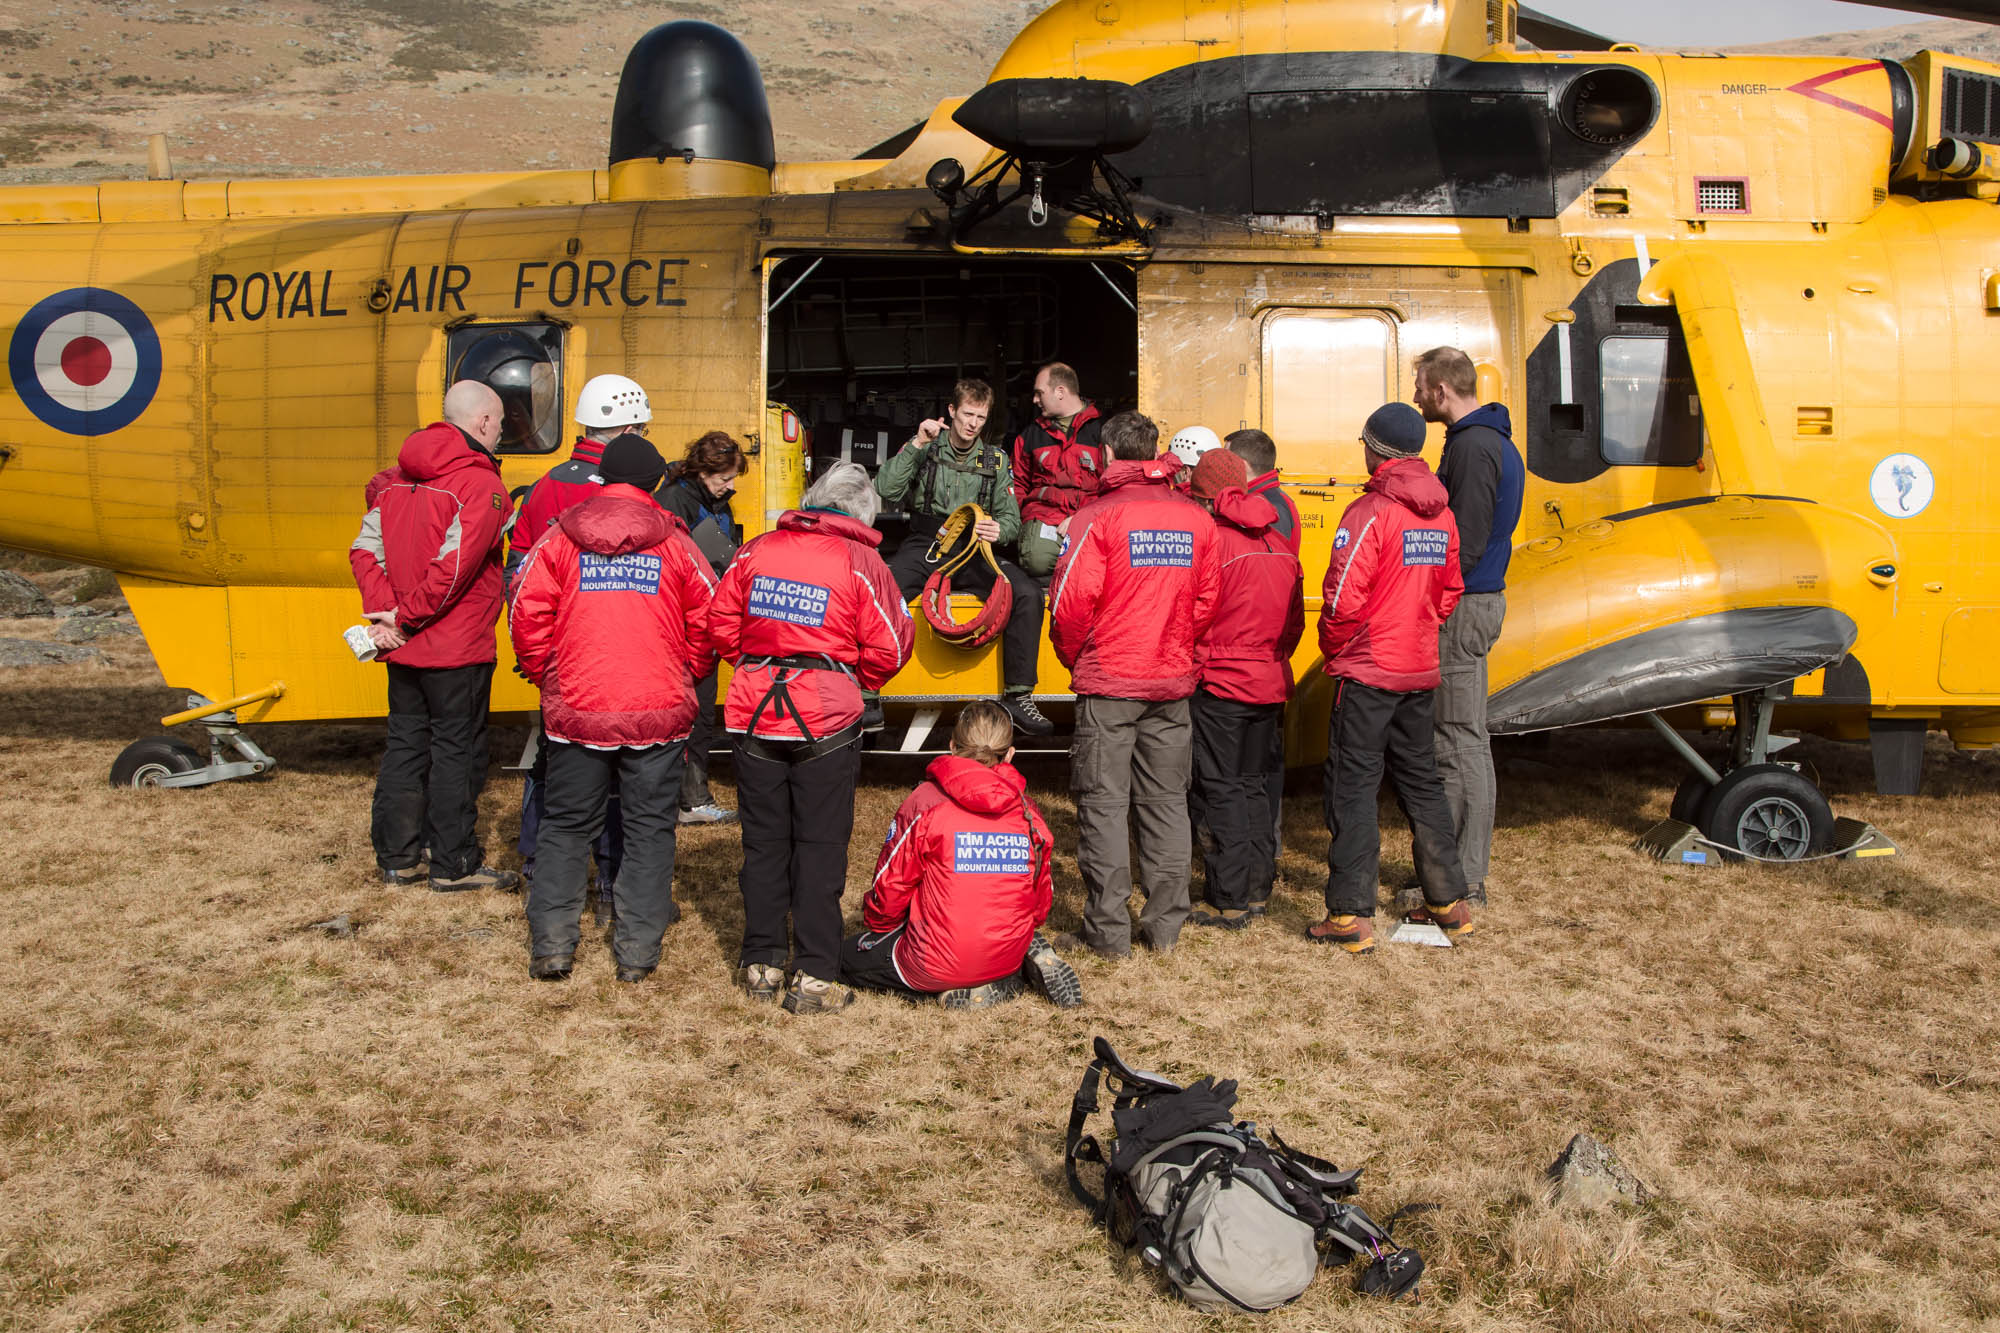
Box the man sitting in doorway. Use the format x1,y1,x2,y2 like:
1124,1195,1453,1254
876,378,1053,737
1009,361,1106,578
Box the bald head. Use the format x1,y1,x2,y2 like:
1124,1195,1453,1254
443,379,504,451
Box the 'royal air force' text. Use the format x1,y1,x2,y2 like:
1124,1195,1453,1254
208,258,691,323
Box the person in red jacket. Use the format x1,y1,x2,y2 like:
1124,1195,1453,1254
1009,362,1105,577
1182,450,1304,930
506,374,657,901
349,380,520,893
1224,429,1302,556
508,437,719,983
1048,411,1220,958
705,461,915,1014
841,703,1083,1009
1309,403,1473,955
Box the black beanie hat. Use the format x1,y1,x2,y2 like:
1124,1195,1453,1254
597,434,666,492
1360,403,1427,459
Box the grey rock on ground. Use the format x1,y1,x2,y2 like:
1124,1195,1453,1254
306,913,356,938
56,617,142,643
0,571,54,618
1547,1132,1655,1210
0,637,103,667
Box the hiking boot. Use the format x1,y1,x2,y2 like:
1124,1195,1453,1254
678,803,739,826
940,974,1025,1009
1306,914,1376,954
738,962,784,1003
1189,907,1254,931
1021,933,1084,1009
432,865,522,893
782,972,856,1015
1406,899,1475,941
860,699,886,732
1245,897,1270,918
379,865,425,887
529,954,573,982
614,964,654,984
1464,882,1488,908
1001,694,1055,737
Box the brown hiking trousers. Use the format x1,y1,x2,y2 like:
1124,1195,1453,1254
1072,694,1194,953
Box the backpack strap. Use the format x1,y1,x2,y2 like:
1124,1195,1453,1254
1064,1057,1109,1215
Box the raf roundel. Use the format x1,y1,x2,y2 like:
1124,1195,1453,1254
8,288,163,436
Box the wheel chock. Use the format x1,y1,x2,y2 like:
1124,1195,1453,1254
1386,919,1453,947
1634,818,1721,866
1831,817,1900,860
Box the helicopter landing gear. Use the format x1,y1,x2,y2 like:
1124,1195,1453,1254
108,692,279,789
1638,686,1856,863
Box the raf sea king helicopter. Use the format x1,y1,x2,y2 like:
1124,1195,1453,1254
3,0,1999,861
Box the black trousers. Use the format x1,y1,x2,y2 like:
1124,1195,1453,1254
734,734,862,980
528,739,685,970
1322,678,1467,919
887,536,1044,692
372,661,493,879
838,925,927,998
681,670,719,810
1191,690,1283,911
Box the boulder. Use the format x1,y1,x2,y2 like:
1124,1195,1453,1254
1547,1132,1655,1210
0,571,54,618
56,617,142,643
0,637,103,667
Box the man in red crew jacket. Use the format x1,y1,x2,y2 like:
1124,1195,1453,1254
1183,449,1304,930
1049,411,1220,959
508,436,718,984
1223,427,1303,866
1009,361,1105,577
1308,403,1474,955
349,380,520,893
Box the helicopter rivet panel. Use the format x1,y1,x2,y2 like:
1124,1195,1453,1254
7,288,162,436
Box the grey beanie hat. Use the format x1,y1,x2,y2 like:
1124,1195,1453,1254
1361,402,1427,459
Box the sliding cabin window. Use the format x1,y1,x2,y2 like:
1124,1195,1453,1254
1260,308,1398,478
1597,333,1700,467
446,323,565,455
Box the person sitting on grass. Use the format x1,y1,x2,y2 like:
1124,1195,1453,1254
840,703,1083,1009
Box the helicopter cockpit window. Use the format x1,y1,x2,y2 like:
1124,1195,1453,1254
1598,335,1700,467
446,324,563,454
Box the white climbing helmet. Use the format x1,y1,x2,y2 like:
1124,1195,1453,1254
574,373,652,428
1167,424,1221,467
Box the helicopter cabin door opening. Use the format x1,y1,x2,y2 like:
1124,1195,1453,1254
762,254,1138,553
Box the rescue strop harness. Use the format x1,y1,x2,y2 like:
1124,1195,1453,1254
740,653,862,760
919,503,1014,649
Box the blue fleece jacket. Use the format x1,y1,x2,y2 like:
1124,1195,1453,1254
1438,402,1524,595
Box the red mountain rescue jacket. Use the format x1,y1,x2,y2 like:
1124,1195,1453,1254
507,485,719,748
1197,488,1305,706
705,508,915,740
1318,458,1463,692
862,755,1055,991
349,422,512,669
1010,401,1106,527
1049,457,1221,700
506,434,609,571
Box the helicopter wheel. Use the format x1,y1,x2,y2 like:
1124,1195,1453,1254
1668,773,1712,826
1695,764,1834,862
109,737,205,788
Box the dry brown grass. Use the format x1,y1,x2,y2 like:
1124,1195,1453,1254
1,627,1997,1331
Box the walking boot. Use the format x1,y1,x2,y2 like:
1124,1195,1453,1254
1021,932,1084,1009
1305,914,1376,954
782,972,856,1015
1405,899,1475,941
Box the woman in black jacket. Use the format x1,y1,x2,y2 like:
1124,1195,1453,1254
659,431,747,824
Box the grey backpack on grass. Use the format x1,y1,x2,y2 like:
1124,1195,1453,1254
1065,1036,1426,1313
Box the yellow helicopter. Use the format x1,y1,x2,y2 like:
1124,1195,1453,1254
2,0,1997,860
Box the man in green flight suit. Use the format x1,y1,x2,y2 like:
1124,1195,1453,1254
876,378,1053,736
